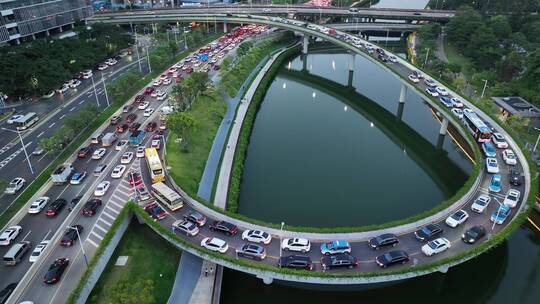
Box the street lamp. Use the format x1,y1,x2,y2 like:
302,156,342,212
279,221,285,260
134,25,143,73
532,127,540,152
491,198,502,230
423,48,430,67
67,225,89,267
480,79,488,99
146,45,152,73
101,72,110,107
1,127,34,175
183,27,188,50
90,73,100,107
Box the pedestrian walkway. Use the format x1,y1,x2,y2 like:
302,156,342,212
166,252,203,304
189,260,217,304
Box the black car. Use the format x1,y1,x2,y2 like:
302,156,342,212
0,283,17,304
414,224,443,242
82,199,102,217
209,220,238,236
44,258,69,284
77,146,94,158
45,198,67,217
68,196,82,212
321,253,358,271
278,255,313,270
184,211,207,226
236,244,266,260
368,233,399,250
60,225,83,247
509,169,523,186
461,225,487,244
375,250,410,268
378,53,387,62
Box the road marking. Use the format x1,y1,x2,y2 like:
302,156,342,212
59,114,66,120
37,131,44,138
38,152,48,162
94,224,108,234
102,211,116,221
21,230,32,241
42,230,52,242
87,238,99,248
56,184,70,200
49,122,55,128
106,205,120,215
99,217,112,227
110,200,124,210
0,144,13,156
69,107,76,112
79,99,86,105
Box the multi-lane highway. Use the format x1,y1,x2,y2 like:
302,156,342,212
0,49,153,215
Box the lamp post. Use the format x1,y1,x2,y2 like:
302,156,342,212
101,72,110,107
532,127,540,152
183,27,188,50
480,79,488,99
146,45,152,73
491,198,502,230
1,127,33,175
423,48,430,67
279,221,285,259
90,74,100,107
67,226,88,267
134,25,143,73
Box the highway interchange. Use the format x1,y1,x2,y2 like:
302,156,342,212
0,10,531,304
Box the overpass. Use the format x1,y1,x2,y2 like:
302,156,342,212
104,5,455,22
328,22,421,32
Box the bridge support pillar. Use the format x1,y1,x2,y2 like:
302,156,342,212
399,84,407,104
439,117,449,135
302,35,309,54
347,53,355,88
223,21,228,33
436,133,446,149
257,275,274,285
396,102,405,121
301,53,308,72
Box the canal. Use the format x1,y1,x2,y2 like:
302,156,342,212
236,48,471,227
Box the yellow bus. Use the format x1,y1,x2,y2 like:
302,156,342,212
145,148,165,183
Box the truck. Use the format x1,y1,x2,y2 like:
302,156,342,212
129,130,146,146
51,163,74,185
101,132,117,147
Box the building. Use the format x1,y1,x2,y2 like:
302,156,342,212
491,96,540,127
0,0,94,45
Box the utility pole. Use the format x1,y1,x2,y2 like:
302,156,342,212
91,74,99,107
481,79,488,99
423,48,430,67
101,72,110,107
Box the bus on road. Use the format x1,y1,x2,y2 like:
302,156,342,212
151,182,184,211
145,147,165,183
15,112,38,130
462,111,492,142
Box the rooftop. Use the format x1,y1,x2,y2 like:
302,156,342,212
491,96,540,118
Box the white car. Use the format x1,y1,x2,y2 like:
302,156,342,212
421,238,451,256
28,197,50,214
151,90,159,98
502,149,517,165
471,195,491,213
193,60,201,67
159,74,168,81
162,78,172,85
445,210,469,228
68,79,81,88
29,240,50,263
435,87,449,96
82,70,93,79
111,165,126,179
172,71,181,78
105,58,117,66
388,55,398,63
425,87,439,97
492,133,508,148
7,114,23,124
156,91,167,101
136,146,146,158
408,74,419,83
242,229,272,244
97,63,108,71
138,101,150,110
451,108,463,119
450,98,464,108
56,84,69,94
503,189,521,208
281,238,311,253
5,177,26,194
32,147,45,156
168,67,177,74
144,108,155,117
424,78,437,87
486,157,499,174
120,151,134,164
200,237,228,253
115,139,128,151
153,79,162,87
0,226,22,246
94,181,111,197
92,148,107,160
151,139,161,150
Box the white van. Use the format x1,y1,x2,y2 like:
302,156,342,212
3,241,31,266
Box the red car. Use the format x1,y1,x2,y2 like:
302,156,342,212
77,146,93,158
116,123,128,133
134,94,145,103
122,104,133,113
145,122,157,132
126,113,137,123
185,67,193,74
128,172,143,186
144,202,167,220
144,87,155,95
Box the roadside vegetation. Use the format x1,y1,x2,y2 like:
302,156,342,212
0,23,132,98
87,220,180,304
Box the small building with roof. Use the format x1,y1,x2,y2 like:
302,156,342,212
491,96,540,127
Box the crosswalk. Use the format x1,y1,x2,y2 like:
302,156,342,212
84,159,142,248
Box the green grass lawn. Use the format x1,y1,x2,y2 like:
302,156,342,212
87,221,181,304
166,89,227,199
443,39,473,77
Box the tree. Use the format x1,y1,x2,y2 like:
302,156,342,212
488,15,511,40
496,52,525,81
446,6,483,49
237,41,254,57
104,279,155,304
167,112,197,151
467,25,501,69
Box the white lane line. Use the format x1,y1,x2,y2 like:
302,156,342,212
102,211,116,221
36,131,45,138
94,224,108,234
69,107,76,112
99,217,112,227
86,238,99,248
42,230,52,242
56,184,70,200
90,231,104,241
106,205,120,215
21,230,32,241
59,114,66,120
79,99,86,105
110,200,124,210
49,122,56,128
112,193,128,202
38,152,48,162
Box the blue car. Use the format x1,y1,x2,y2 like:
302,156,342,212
482,142,497,158
320,240,351,255
489,174,502,193
439,96,453,108
490,204,511,225
70,171,87,185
